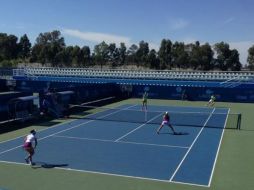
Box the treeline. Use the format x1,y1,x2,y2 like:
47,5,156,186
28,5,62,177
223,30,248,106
1,30,254,71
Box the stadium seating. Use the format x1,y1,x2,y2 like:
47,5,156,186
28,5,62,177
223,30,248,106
13,67,254,82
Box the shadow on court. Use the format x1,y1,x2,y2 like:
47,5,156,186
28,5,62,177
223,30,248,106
158,132,189,135
32,162,68,169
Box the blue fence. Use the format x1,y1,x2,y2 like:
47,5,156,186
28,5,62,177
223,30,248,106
131,84,254,102
1,71,253,124
3,75,254,109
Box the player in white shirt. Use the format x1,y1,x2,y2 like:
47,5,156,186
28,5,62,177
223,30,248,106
23,129,37,165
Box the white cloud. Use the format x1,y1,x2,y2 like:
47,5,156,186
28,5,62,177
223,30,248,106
62,28,132,46
169,18,189,30
229,41,253,65
62,28,161,51
62,28,253,66
222,17,235,25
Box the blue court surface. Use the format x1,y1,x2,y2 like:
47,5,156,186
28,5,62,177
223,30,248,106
0,104,229,187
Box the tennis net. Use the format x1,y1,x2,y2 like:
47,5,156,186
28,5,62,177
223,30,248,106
71,104,241,129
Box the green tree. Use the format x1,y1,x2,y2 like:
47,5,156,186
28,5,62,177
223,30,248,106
71,46,84,67
247,45,254,70
18,34,31,61
228,49,241,71
108,43,120,67
199,43,214,70
0,33,19,61
81,46,91,67
32,30,65,66
54,50,65,67
158,39,172,69
214,42,231,70
0,33,9,61
119,43,126,65
214,42,241,71
136,41,149,67
188,42,201,70
126,44,138,65
63,46,74,67
172,42,188,69
93,41,109,69
147,49,160,69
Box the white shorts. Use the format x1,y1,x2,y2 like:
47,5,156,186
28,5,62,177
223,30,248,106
161,120,170,125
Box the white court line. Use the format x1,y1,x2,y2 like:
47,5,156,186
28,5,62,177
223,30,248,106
0,120,74,145
0,160,209,187
0,105,221,188
208,108,230,187
0,104,137,155
0,102,131,145
169,108,216,182
114,112,162,142
0,120,96,155
54,135,189,149
72,96,115,106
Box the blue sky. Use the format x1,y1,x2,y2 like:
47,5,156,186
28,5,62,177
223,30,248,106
0,0,253,64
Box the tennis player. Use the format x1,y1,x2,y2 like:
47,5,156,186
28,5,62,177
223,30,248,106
157,112,176,135
142,91,148,110
23,129,38,165
207,95,216,107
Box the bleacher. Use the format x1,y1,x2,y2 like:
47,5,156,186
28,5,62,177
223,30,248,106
7,66,254,104
12,67,254,82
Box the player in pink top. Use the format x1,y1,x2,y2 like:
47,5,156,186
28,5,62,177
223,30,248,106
23,129,38,165
157,112,176,135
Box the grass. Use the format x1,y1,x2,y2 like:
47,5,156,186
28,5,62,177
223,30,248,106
0,99,253,190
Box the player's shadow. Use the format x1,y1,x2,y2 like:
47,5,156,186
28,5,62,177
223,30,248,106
174,132,189,135
32,162,68,169
158,132,189,135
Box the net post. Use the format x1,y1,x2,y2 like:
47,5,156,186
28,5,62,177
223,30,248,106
237,113,242,130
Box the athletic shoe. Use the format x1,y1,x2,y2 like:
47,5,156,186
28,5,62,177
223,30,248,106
25,158,29,164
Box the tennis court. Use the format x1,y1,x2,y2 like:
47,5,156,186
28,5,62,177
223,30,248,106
0,104,236,187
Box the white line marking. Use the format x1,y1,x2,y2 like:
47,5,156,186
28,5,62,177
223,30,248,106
0,119,94,155
0,104,137,155
114,112,162,142
54,135,189,149
118,140,189,149
0,160,209,187
0,104,133,144
208,108,230,187
169,108,216,182
71,96,115,107
0,120,71,144
169,180,209,188
0,106,227,188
